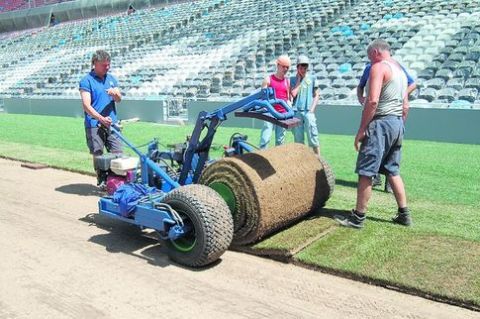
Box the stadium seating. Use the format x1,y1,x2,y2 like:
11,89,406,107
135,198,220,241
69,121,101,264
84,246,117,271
0,0,480,110
0,0,74,12
0,0,27,12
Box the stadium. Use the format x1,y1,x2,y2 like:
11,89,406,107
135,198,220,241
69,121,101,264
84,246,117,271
0,0,479,317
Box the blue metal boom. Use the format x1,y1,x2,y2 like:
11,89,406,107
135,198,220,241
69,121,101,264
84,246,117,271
178,87,297,184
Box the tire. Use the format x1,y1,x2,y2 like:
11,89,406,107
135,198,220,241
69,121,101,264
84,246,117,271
199,161,254,242
163,184,233,267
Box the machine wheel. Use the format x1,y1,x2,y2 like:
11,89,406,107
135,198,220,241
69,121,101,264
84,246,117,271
163,184,233,267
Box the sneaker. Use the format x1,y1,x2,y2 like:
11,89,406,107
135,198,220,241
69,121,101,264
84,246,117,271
336,210,366,229
372,174,382,187
392,211,412,226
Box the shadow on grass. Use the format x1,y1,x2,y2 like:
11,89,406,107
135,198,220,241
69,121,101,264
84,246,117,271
313,207,351,220
56,183,104,197
366,215,395,225
335,179,357,188
314,207,395,225
78,212,223,271
335,178,392,194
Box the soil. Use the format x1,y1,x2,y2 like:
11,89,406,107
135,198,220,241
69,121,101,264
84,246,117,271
0,158,477,318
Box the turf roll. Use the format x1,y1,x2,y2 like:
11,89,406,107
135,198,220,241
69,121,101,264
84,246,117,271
200,143,335,245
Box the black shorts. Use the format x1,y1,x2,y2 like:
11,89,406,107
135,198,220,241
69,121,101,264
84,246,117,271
85,127,122,155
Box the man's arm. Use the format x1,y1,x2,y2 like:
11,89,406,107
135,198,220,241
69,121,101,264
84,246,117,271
356,85,365,106
402,93,409,122
261,77,270,89
400,64,417,96
80,90,112,127
286,77,292,104
290,75,302,98
309,87,320,113
406,82,417,96
354,63,384,151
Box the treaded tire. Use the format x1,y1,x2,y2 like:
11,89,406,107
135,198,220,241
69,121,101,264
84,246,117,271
163,184,233,267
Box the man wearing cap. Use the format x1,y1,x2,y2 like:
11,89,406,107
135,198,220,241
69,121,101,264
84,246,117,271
290,55,321,157
259,55,292,149
79,49,123,189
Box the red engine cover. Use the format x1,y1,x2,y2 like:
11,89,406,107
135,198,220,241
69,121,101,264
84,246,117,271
106,175,127,195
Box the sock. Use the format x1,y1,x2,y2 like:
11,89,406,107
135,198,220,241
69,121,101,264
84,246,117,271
353,210,366,219
398,207,409,214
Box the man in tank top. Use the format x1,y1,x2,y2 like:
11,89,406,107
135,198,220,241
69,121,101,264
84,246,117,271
357,61,417,193
337,39,412,229
259,55,291,149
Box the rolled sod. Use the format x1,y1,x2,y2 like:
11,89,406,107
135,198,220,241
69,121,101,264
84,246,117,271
200,143,335,245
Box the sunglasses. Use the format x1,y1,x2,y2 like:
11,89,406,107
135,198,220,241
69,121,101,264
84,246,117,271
298,64,309,68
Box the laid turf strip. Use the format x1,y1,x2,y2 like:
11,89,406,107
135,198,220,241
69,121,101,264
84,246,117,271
295,231,480,308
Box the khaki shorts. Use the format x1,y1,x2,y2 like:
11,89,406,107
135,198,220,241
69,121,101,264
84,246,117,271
85,127,122,155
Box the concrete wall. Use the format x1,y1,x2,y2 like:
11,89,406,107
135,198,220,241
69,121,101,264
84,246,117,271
3,98,480,144
187,101,480,145
4,98,165,123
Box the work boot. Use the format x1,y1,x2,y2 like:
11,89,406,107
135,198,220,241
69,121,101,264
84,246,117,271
96,170,108,190
336,210,366,229
392,208,412,226
384,180,393,193
97,181,107,191
372,174,382,187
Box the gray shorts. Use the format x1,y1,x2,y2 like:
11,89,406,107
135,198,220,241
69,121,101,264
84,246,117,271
355,115,404,177
85,127,123,155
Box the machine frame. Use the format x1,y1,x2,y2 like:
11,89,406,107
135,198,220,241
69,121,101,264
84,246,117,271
97,88,300,266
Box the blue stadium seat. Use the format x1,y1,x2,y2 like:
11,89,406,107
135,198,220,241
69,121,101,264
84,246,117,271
317,79,331,90
458,88,478,103
424,78,445,90
437,88,456,103
435,69,453,81
417,69,435,80
418,88,438,102
446,78,465,91
465,78,480,90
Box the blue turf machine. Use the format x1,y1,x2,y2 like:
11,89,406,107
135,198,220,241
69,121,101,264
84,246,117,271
97,88,300,267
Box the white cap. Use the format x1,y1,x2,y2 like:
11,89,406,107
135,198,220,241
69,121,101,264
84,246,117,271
297,55,310,65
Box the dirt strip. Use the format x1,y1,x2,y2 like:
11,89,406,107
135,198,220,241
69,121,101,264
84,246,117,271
0,158,477,319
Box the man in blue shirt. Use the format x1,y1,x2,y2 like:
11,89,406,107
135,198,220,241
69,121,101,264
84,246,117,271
356,62,416,192
79,50,122,188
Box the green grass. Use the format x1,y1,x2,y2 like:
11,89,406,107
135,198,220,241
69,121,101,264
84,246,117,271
1,113,480,309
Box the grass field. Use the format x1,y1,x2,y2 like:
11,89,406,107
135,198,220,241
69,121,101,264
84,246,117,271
1,113,479,310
